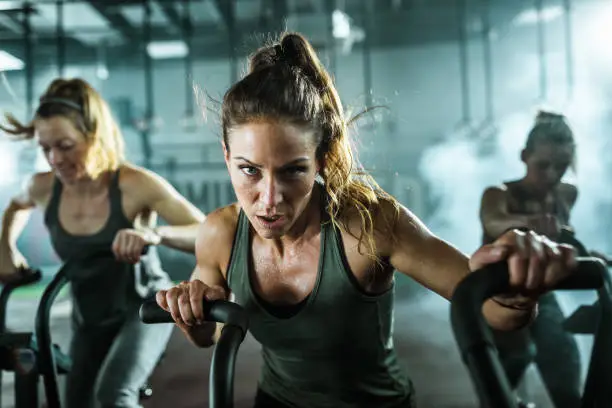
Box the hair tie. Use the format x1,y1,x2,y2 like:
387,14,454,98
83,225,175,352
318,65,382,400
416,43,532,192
38,97,83,113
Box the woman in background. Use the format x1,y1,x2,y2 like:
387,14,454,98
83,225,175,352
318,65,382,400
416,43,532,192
480,110,581,408
0,78,205,408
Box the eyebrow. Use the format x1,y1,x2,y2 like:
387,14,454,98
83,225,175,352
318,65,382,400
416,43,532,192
233,156,310,169
38,138,73,145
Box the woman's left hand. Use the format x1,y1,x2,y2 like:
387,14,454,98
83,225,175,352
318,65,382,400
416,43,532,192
112,228,161,264
469,229,577,308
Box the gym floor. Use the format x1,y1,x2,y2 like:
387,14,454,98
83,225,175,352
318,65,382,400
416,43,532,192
2,286,568,408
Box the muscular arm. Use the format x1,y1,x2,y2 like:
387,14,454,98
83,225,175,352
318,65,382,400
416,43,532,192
124,166,206,253
189,206,236,346
1,196,34,250
388,205,536,331
480,186,531,239
0,173,52,276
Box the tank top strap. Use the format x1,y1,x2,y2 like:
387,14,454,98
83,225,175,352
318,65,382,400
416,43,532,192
226,209,250,288
108,168,126,218
44,176,63,227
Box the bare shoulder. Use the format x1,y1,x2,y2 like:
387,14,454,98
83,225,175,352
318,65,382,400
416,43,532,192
481,183,508,198
340,195,421,257
26,171,55,207
480,184,510,209
199,204,240,240
116,163,181,202
558,182,578,204
117,163,165,189
196,203,241,276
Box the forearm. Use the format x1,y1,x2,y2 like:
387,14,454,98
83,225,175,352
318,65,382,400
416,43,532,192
482,298,538,331
153,223,202,253
0,203,32,250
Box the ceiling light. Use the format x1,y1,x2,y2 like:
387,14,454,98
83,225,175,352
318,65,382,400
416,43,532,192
513,6,563,26
146,41,189,60
0,50,24,71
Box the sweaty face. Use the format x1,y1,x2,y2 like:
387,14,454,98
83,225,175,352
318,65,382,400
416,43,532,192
35,116,90,184
523,142,574,190
225,121,320,239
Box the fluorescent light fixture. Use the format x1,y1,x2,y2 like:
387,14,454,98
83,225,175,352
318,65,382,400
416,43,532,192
0,1,20,11
514,6,563,26
146,41,189,59
0,50,24,71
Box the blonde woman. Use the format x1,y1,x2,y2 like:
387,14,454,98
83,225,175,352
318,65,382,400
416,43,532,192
0,78,205,408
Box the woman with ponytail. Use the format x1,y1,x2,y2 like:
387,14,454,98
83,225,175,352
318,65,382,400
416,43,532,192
0,78,205,407
159,34,580,408
480,110,581,408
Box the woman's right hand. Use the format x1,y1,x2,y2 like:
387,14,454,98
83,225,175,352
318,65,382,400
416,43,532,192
156,280,227,348
0,248,29,283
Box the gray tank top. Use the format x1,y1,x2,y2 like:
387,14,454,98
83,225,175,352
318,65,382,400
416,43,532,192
482,181,571,245
44,169,172,328
227,208,414,408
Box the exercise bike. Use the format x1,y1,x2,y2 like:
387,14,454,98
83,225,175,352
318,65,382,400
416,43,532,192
139,296,249,408
450,257,612,408
34,246,159,408
0,268,70,408
558,228,612,336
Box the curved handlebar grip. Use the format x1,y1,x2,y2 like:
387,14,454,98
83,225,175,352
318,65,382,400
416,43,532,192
3,268,42,288
451,257,606,356
139,297,249,337
139,298,173,324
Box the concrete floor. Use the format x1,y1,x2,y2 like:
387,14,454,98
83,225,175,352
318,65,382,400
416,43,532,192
1,288,589,408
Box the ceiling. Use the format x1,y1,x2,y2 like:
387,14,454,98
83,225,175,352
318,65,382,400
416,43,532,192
0,0,588,68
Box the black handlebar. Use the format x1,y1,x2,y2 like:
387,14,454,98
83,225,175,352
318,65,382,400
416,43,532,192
35,245,150,408
450,257,608,408
139,298,249,408
34,267,69,408
0,269,42,331
139,298,248,334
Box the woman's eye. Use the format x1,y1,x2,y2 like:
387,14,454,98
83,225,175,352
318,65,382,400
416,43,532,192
284,166,308,176
240,166,259,176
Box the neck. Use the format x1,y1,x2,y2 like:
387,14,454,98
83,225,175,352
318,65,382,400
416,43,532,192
269,185,322,253
62,171,110,196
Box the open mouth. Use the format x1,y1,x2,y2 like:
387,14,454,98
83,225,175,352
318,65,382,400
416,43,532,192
259,215,281,222
256,215,285,229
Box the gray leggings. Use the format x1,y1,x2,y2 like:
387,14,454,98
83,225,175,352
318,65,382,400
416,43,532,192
495,293,582,408
66,309,173,408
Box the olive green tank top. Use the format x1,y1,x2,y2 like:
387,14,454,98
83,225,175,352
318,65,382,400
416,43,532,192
44,169,172,328
227,209,414,408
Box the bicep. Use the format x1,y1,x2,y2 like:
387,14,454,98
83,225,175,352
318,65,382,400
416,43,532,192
479,187,520,238
190,220,230,291
10,173,50,210
388,207,470,300
480,187,507,222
